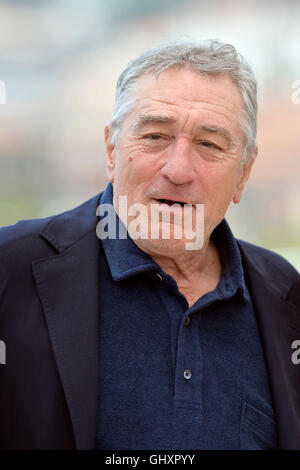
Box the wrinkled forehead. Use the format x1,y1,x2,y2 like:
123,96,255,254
118,67,245,145
131,66,243,113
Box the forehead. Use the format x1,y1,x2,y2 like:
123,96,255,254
130,66,243,123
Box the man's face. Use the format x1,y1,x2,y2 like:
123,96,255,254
105,66,255,255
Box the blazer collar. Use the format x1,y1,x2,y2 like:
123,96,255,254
32,193,102,449
237,240,300,449
39,193,101,253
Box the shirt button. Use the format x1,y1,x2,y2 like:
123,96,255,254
184,316,191,326
155,273,163,281
184,369,192,380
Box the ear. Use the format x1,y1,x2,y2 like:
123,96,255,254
104,125,115,183
233,146,257,204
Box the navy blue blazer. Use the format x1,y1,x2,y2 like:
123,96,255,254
0,193,299,449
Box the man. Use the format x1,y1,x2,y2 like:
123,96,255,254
0,40,299,450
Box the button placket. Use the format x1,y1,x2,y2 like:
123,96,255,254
174,312,203,410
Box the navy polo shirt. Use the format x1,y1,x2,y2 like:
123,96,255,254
95,183,277,450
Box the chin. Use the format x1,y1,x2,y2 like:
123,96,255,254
133,237,196,258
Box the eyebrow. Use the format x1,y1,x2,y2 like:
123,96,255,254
133,115,235,147
133,114,176,131
197,125,234,146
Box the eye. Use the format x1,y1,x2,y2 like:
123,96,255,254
145,134,162,140
200,141,217,148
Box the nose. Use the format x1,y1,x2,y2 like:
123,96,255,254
161,135,196,185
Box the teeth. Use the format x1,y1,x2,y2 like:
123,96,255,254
158,199,184,206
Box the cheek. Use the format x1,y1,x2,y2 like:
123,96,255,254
116,143,163,183
200,163,240,205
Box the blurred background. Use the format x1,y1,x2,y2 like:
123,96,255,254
0,0,299,269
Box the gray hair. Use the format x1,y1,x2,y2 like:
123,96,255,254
109,39,257,165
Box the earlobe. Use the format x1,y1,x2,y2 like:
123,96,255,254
233,193,241,204
104,125,116,183
106,148,115,183
232,173,248,204
107,149,115,168
233,174,247,203
232,150,257,204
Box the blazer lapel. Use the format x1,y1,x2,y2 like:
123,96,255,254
238,241,300,449
32,202,101,449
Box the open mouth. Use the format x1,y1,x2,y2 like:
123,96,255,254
156,198,186,207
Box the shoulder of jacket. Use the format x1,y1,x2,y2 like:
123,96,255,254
0,216,58,284
0,216,55,252
237,238,300,287
0,191,103,258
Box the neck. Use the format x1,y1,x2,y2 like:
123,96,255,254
133,236,223,307
151,238,221,282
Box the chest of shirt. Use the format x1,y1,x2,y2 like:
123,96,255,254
96,268,277,450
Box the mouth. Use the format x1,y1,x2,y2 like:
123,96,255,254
153,198,191,207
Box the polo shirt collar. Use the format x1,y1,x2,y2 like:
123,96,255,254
211,218,249,303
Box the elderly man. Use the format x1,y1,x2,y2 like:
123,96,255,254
0,40,299,450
